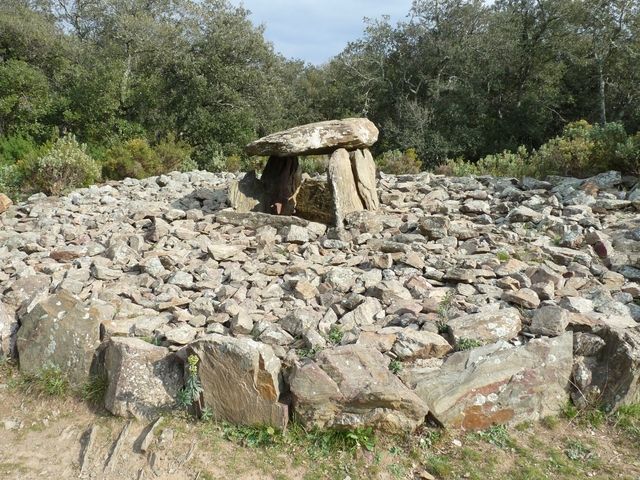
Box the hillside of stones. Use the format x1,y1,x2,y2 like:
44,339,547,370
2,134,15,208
1,166,639,434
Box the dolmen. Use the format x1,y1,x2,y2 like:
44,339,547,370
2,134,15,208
230,118,381,225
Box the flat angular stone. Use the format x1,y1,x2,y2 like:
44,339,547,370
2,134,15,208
245,118,379,157
104,337,183,419
413,333,573,430
530,306,569,337
391,330,452,361
448,308,522,345
16,290,101,385
289,345,428,433
188,334,288,429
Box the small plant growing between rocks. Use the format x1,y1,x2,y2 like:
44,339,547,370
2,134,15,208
470,425,514,449
327,326,344,346
177,355,204,417
437,290,455,321
82,373,108,405
17,363,69,397
388,359,403,375
456,338,483,351
496,250,510,261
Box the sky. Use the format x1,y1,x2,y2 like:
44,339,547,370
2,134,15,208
230,0,414,65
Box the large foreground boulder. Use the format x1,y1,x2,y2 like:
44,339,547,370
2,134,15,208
585,326,640,410
16,290,101,385
188,334,288,429
104,337,183,419
245,118,379,157
289,344,428,433
411,333,573,430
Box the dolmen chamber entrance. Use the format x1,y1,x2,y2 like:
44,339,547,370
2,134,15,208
229,118,380,225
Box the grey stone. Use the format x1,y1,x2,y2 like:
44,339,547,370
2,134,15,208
188,334,289,429
17,291,101,385
289,345,428,433
104,337,183,419
245,118,379,157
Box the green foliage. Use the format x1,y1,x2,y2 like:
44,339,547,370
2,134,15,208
439,121,640,179
102,138,162,180
298,426,376,453
82,374,108,405
613,404,640,441
299,155,328,175
21,135,101,195
327,326,344,346
18,363,69,397
222,423,280,448
154,134,193,173
0,60,52,137
0,133,38,165
388,360,403,375
470,425,515,450
375,149,422,175
177,355,204,413
456,338,483,351
496,251,510,262
564,439,593,462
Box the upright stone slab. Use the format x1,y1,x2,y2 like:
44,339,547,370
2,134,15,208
245,118,379,157
328,149,364,226
412,333,573,430
188,334,288,429
104,337,183,419
16,290,101,385
0,302,17,359
350,149,379,210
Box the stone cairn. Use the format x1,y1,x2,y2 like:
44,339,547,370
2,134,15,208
229,118,380,225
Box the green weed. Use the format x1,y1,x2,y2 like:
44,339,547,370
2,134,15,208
470,424,514,449
18,363,69,397
388,360,403,375
456,338,483,351
81,374,108,405
327,326,344,346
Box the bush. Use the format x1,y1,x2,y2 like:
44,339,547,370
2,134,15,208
438,120,640,179
376,148,422,174
154,133,193,172
0,133,38,165
20,134,100,195
102,138,162,180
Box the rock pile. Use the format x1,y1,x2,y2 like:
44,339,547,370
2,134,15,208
1,162,639,433
231,118,380,225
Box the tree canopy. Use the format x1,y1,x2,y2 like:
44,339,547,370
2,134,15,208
0,0,639,169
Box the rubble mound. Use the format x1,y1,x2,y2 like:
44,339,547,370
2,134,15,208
1,164,639,433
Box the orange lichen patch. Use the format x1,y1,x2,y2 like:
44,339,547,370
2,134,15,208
256,356,278,401
461,405,515,431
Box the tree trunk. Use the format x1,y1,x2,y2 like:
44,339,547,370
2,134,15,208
598,61,606,125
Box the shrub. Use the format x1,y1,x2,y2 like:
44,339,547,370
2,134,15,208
376,148,422,174
154,133,193,173
20,134,100,195
437,120,640,179
0,133,38,165
102,138,162,180
299,155,328,175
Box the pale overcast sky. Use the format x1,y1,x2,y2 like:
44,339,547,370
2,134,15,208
231,0,414,65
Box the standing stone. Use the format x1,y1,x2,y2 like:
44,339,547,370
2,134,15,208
412,333,573,430
229,171,265,213
261,156,301,215
188,334,288,429
0,302,17,359
289,345,428,433
104,337,183,420
350,149,379,211
328,149,364,226
16,290,101,385
245,118,379,157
